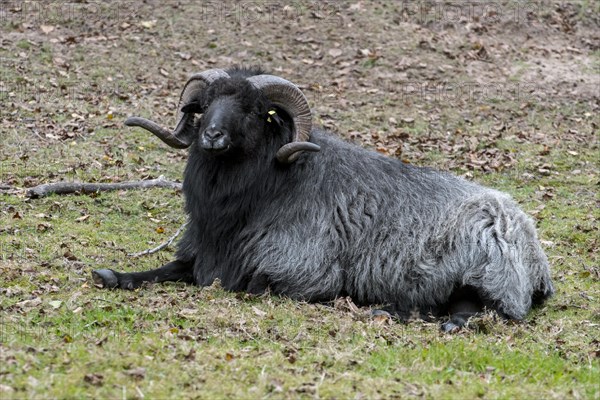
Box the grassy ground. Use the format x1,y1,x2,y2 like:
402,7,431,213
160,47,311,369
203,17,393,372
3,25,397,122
1,1,598,398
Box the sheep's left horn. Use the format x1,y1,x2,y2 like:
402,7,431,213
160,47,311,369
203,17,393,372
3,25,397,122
124,117,191,149
246,75,320,163
125,69,230,149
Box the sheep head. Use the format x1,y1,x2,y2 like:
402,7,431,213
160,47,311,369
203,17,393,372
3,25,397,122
125,69,320,163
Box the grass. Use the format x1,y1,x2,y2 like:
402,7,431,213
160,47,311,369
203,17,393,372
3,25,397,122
1,1,599,398
2,102,598,400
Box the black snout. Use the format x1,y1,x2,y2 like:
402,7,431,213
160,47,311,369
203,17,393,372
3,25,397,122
204,127,224,141
200,124,230,153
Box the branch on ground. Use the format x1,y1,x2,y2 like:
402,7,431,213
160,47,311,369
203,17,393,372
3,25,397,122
129,222,188,257
25,176,182,198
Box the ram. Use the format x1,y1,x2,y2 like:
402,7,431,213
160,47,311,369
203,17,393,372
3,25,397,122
93,67,554,330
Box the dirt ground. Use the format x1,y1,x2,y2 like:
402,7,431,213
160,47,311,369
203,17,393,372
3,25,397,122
1,1,598,167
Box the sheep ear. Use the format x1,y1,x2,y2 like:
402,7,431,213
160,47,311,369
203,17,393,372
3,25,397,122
181,101,203,114
266,107,286,128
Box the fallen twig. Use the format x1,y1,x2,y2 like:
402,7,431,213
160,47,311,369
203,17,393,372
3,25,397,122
26,175,182,198
129,222,189,257
0,184,19,195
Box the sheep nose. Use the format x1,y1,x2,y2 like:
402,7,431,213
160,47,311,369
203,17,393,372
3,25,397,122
204,127,224,140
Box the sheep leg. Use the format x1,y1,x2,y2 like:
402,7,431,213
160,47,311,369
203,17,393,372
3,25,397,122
246,272,270,295
440,286,484,332
92,259,194,290
441,299,482,332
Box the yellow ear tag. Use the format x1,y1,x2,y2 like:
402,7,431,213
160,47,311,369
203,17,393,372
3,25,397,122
267,117,272,123
267,110,276,123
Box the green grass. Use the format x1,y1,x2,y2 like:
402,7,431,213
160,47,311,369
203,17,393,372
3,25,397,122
2,103,598,399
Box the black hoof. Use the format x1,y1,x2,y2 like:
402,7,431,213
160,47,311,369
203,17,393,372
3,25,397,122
441,312,474,333
371,309,392,318
441,320,461,333
370,309,393,324
92,269,119,289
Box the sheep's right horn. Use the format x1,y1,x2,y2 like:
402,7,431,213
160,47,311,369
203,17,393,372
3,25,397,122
247,75,319,163
125,69,230,149
275,142,321,163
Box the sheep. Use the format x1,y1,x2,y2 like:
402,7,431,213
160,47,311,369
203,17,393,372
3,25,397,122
92,66,554,331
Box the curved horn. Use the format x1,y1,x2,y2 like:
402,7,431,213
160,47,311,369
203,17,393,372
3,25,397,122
246,75,320,163
275,142,321,163
125,69,230,149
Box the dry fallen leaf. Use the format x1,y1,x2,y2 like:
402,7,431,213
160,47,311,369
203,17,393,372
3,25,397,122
48,300,62,309
40,25,55,34
252,306,267,317
328,48,343,58
37,223,51,232
0,384,14,393
140,20,157,29
124,367,146,380
16,298,42,309
84,373,104,386
63,250,78,261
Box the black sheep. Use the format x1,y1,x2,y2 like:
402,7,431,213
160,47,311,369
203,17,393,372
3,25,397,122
93,67,553,330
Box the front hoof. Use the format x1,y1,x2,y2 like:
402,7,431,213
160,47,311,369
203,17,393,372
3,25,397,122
371,309,392,318
441,320,461,333
92,269,119,289
370,309,393,324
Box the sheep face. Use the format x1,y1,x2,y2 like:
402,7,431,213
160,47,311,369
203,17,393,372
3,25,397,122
195,95,286,158
124,69,319,164
178,78,292,160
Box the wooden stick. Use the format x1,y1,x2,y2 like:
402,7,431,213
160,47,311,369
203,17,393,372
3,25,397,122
128,222,189,257
26,176,182,198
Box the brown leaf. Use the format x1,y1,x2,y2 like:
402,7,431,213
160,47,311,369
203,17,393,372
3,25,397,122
63,250,78,261
37,223,52,232
84,373,104,386
124,367,146,380
184,348,196,361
